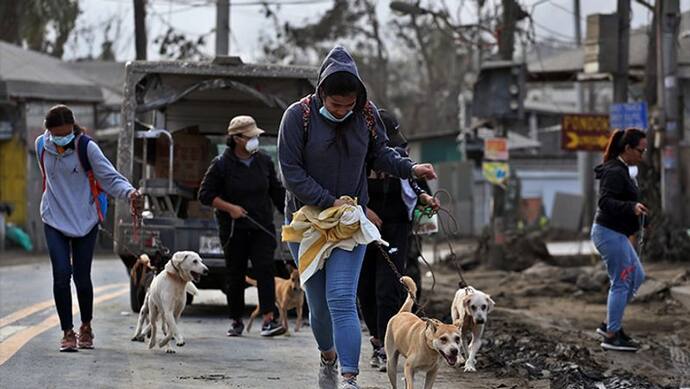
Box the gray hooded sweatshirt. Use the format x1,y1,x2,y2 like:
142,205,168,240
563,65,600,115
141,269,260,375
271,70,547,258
278,46,415,215
36,131,134,237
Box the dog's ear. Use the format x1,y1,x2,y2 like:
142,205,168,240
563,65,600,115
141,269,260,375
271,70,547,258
487,295,496,312
424,318,438,334
463,294,473,315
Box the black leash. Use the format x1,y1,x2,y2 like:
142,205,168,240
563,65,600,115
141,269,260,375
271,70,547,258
222,213,294,268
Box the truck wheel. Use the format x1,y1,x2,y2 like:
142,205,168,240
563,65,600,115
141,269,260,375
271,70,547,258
186,293,194,306
129,268,147,313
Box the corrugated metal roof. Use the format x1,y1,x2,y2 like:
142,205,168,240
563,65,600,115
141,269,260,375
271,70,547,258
0,42,102,102
68,61,125,107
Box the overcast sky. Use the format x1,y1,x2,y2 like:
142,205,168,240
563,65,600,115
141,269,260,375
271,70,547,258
66,0,689,63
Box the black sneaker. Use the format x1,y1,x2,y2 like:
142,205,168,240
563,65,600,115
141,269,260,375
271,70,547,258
596,323,633,342
227,320,244,337
369,338,382,368
376,348,387,372
260,319,286,337
369,350,380,369
601,331,640,352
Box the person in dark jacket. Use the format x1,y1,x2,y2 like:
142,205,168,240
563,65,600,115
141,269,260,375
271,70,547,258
199,115,286,337
278,46,437,389
357,109,439,372
591,128,648,352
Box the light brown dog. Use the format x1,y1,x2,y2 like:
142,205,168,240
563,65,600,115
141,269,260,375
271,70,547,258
245,268,305,333
385,276,462,389
451,286,495,372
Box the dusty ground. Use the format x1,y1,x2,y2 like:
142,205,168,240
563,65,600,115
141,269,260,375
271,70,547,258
416,259,690,389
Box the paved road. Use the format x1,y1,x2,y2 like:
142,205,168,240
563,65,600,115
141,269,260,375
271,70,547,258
0,257,506,389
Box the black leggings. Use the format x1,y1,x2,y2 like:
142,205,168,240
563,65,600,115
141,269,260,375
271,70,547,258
221,228,276,320
44,224,99,331
357,222,410,341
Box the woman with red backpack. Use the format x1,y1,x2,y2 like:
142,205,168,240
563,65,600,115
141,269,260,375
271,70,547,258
36,105,140,352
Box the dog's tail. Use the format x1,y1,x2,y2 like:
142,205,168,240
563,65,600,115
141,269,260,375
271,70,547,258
244,276,257,287
398,276,417,313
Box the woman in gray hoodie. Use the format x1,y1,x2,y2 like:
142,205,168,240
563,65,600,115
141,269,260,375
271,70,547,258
36,105,140,352
278,46,436,389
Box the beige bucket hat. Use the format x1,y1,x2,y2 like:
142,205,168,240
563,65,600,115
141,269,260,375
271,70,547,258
227,115,265,137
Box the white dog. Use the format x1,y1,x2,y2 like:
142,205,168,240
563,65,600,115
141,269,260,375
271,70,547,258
131,251,208,353
450,286,495,372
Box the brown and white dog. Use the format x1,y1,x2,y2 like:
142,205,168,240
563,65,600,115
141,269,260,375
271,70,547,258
450,285,495,372
131,251,208,353
385,276,462,389
245,267,305,334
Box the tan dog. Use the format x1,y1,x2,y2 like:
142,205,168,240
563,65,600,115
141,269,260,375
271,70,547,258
450,286,495,372
131,251,208,353
385,276,462,389
245,267,305,334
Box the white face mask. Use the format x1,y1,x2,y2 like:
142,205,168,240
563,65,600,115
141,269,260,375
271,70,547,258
245,137,259,154
629,165,638,179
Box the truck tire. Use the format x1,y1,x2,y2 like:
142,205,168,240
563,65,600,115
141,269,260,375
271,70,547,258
186,293,194,306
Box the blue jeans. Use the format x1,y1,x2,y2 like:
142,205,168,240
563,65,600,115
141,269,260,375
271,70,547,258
591,224,645,333
44,223,99,331
288,241,366,375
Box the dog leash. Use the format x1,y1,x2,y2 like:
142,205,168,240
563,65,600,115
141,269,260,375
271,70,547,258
222,213,295,268
638,214,646,257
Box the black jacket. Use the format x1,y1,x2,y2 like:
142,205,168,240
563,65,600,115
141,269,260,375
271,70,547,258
198,148,285,232
593,158,641,236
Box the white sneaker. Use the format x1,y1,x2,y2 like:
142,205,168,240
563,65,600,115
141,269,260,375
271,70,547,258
318,355,339,389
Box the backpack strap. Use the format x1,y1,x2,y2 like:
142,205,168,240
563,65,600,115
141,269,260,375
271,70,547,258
300,95,312,133
76,134,107,222
300,95,377,139
36,135,47,192
362,101,377,141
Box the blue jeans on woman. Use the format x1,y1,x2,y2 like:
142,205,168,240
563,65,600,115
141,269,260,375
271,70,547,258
44,223,99,331
591,223,645,333
287,241,366,375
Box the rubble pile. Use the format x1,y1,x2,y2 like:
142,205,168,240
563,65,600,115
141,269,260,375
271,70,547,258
478,318,673,389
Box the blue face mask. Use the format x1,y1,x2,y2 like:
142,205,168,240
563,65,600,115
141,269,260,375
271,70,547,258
319,106,353,123
51,133,75,147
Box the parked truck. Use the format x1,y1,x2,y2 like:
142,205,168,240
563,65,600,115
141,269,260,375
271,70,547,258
115,57,315,311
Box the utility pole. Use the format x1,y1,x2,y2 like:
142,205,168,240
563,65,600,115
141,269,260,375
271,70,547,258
216,0,230,56
489,0,519,257
574,0,595,230
613,0,630,103
133,0,147,60
656,0,682,223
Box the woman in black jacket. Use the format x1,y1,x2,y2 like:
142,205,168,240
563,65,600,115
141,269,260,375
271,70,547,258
199,115,286,337
591,128,647,352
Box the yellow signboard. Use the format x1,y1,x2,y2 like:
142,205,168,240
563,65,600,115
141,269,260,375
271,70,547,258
561,114,610,151
482,162,510,186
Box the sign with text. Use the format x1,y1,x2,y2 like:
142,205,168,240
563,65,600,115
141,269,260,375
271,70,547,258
484,137,509,160
561,114,610,151
609,102,648,130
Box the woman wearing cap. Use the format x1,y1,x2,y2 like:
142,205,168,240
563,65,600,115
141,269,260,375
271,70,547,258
36,105,141,352
199,115,286,337
591,128,648,352
358,109,439,373
277,46,437,389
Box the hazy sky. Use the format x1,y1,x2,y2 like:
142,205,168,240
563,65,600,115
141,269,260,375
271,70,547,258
66,0,688,62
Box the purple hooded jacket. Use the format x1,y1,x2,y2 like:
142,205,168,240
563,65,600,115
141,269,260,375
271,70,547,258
277,46,415,215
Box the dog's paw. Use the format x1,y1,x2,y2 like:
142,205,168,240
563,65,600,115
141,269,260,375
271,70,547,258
176,340,185,347
165,347,176,354
148,340,156,349
131,335,145,342
463,363,477,372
